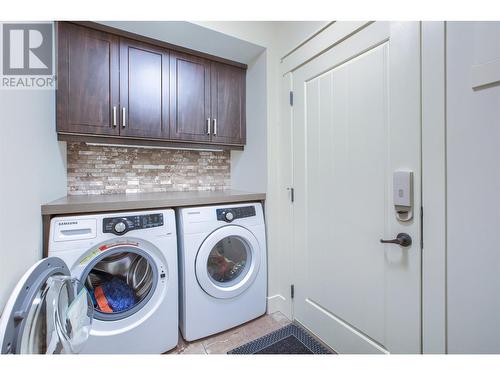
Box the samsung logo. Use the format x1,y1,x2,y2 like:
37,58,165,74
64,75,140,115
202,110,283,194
58,221,78,226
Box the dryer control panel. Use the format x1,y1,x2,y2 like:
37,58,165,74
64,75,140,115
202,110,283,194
103,213,163,235
217,206,256,223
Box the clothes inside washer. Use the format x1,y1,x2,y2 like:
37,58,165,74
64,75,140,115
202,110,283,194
100,277,137,312
90,277,137,313
94,285,113,313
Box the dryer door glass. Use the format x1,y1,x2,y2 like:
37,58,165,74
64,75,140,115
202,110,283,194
0,258,93,354
207,236,250,285
195,225,262,299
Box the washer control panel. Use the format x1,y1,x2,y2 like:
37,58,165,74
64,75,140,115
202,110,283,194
103,213,163,235
216,206,256,223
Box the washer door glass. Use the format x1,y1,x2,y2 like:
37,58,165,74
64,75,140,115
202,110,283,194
0,258,93,354
196,226,261,299
81,247,158,321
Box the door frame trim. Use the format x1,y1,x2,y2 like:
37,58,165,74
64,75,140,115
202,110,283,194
280,21,373,75
421,21,447,354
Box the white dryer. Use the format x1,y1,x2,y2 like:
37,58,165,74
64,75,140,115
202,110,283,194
177,202,267,341
0,209,178,354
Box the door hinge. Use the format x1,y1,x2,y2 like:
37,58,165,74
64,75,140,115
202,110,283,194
289,91,294,106
420,206,424,249
287,187,294,203
290,284,295,299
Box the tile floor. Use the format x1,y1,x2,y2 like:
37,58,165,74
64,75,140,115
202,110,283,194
169,312,291,354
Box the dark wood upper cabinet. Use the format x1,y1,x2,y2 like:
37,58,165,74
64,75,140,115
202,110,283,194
211,63,246,145
57,22,119,136
56,22,246,150
120,38,169,139
169,53,211,142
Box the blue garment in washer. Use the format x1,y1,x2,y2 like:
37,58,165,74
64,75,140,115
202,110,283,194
101,277,137,312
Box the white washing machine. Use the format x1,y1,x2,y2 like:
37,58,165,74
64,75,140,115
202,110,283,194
0,209,178,354
177,202,267,341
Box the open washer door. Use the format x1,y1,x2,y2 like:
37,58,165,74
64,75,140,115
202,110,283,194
0,258,93,354
195,225,261,299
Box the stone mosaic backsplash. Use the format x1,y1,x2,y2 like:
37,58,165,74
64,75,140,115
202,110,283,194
67,143,230,195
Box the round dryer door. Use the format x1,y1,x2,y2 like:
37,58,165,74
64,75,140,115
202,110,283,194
195,225,261,299
0,258,93,354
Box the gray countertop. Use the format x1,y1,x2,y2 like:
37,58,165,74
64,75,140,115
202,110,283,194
42,190,266,216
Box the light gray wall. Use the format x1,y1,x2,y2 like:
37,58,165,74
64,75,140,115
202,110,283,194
231,50,267,193
0,88,67,312
447,21,500,353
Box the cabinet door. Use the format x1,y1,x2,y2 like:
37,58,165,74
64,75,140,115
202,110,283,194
119,38,169,138
211,63,246,145
57,23,119,135
169,53,211,142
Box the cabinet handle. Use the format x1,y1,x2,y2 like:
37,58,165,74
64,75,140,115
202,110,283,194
112,106,117,127
207,117,211,135
213,118,217,136
122,107,126,128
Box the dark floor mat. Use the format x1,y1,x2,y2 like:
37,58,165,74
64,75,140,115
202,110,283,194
228,324,333,354
254,335,313,354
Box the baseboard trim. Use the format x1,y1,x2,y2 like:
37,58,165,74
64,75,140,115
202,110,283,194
267,294,288,316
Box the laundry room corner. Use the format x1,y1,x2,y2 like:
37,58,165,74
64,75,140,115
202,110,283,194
2,2,500,370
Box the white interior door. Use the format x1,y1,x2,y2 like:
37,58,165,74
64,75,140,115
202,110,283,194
291,22,422,354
